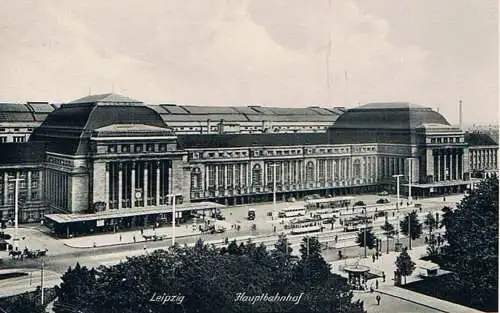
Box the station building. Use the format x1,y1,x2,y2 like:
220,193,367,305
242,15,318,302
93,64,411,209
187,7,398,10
0,93,497,234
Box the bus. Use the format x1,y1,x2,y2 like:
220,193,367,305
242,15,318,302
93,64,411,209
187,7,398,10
287,218,323,235
278,207,306,218
305,196,354,210
343,215,373,232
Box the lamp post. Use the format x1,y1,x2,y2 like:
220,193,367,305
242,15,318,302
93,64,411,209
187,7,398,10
363,208,367,258
393,174,403,247
408,212,412,250
8,175,24,248
407,158,413,205
167,194,181,246
269,163,278,219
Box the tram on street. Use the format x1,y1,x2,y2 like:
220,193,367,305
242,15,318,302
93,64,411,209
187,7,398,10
343,215,373,232
287,217,323,234
305,196,354,210
278,207,307,218
310,209,339,220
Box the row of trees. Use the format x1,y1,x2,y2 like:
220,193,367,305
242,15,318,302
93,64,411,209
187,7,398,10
53,236,366,313
355,210,439,252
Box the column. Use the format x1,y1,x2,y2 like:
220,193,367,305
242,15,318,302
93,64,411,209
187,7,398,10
105,164,109,209
281,162,285,184
118,163,123,209
239,164,243,187
131,162,136,208
205,165,209,190
455,152,460,180
436,151,441,181
168,165,173,195
156,161,160,206
27,171,32,201
232,164,236,187
224,165,228,188
144,162,148,207
215,165,219,187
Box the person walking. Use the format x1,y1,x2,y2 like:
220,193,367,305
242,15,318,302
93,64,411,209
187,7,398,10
133,236,136,243
119,235,122,242
382,272,386,282
375,279,379,289
376,295,381,305
372,254,375,263
335,235,338,243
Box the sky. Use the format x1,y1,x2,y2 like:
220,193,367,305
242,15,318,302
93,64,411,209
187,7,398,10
0,0,497,124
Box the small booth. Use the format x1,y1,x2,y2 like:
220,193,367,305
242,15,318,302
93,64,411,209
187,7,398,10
419,261,440,277
344,263,370,291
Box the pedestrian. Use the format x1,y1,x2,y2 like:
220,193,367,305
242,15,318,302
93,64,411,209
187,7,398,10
141,229,143,235
273,225,276,232
376,295,381,305
376,252,379,260
338,250,343,260
119,235,122,242
419,207,422,213
224,237,228,244
93,242,96,248
425,236,428,244
372,254,375,263
392,212,395,217
375,279,379,289
382,272,386,282
133,236,136,243
335,235,338,243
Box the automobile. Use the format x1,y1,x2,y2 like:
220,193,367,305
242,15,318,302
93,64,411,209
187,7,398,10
248,208,256,220
376,198,390,204
378,191,389,196
354,201,366,207
286,197,296,202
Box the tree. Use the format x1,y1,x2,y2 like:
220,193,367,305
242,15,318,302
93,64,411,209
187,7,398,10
423,212,437,238
439,175,498,310
395,248,415,284
380,221,395,254
400,210,422,242
54,263,96,313
53,236,366,313
355,227,377,250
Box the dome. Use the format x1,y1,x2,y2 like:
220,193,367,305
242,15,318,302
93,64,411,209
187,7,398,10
332,102,450,130
328,102,451,144
29,93,173,155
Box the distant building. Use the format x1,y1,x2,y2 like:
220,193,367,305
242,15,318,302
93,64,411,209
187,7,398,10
0,94,497,234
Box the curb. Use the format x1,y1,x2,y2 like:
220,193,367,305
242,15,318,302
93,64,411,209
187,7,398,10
375,288,451,313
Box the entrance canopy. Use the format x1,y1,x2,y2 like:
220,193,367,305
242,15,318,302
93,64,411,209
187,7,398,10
403,180,471,189
45,201,224,225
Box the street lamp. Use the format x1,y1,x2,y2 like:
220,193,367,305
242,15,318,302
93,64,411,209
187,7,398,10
407,158,413,205
407,212,412,250
269,163,278,219
393,174,403,247
363,208,367,258
8,175,24,248
166,194,182,246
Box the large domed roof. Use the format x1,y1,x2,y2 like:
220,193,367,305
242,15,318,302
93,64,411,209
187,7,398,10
29,93,172,155
331,102,450,130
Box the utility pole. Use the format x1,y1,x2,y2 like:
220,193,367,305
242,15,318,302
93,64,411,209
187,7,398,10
363,208,367,258
408,158,413,205
167,194,180,246
408,212,412,250
8,175,24,248
271,163,277,219
40,256,44,306
393,174,403,246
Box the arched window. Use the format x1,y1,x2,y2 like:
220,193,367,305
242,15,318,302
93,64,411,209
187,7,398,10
252,164,262,186
191,167,202,191
305,161,315,183
353,159,361,177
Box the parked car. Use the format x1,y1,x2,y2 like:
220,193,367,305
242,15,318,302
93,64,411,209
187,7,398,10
378,191,389,196
354,201,366,207
376,198,390,204
286,197,296,202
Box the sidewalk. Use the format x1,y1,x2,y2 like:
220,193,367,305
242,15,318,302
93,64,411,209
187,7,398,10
377,286,484,313
330,245,483,313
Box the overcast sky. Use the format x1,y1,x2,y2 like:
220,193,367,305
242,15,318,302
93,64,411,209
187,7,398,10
0,0,497,124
